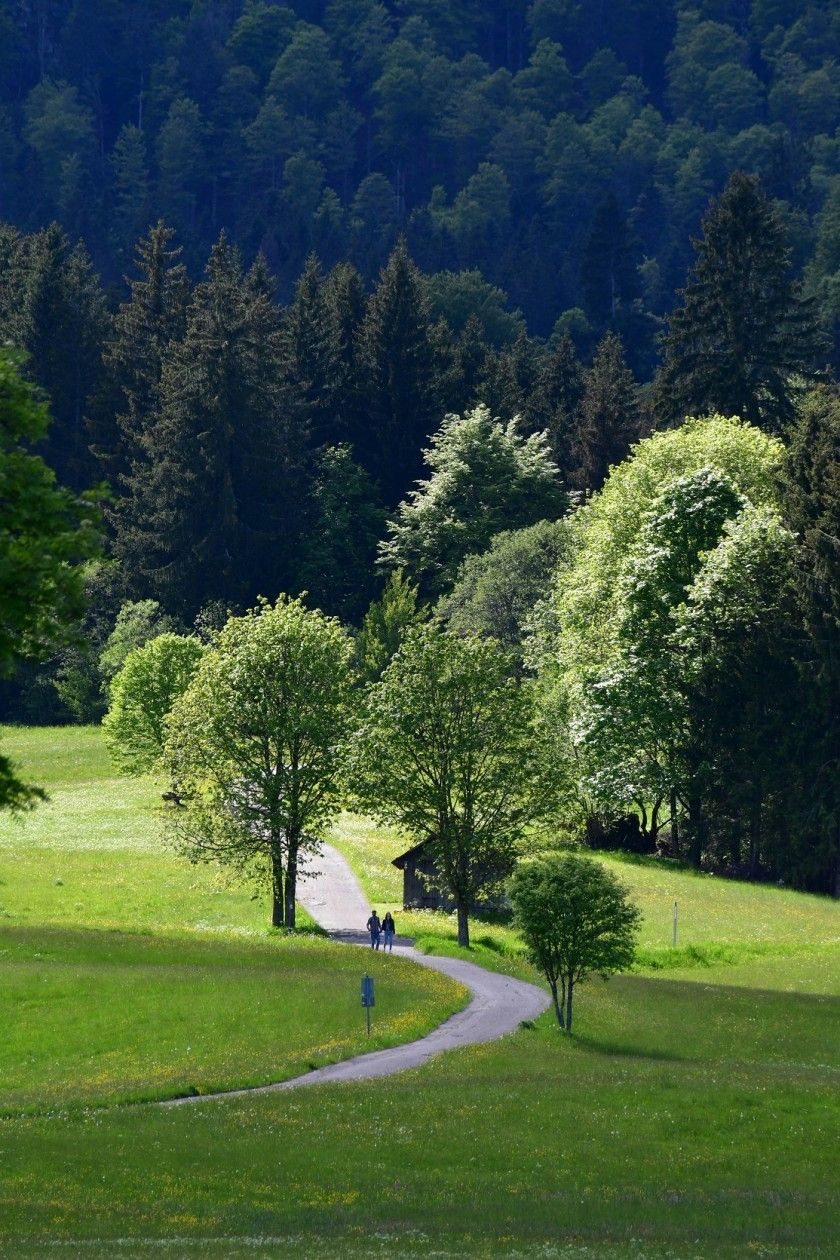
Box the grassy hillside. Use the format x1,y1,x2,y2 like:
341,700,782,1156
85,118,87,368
1,726,838,1258
0,726,467,1111
330,813,840,975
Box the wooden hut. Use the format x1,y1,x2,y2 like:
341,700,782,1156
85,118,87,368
392,839,508,912
392,839,449,910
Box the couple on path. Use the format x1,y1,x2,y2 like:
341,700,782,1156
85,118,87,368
366,910,396,951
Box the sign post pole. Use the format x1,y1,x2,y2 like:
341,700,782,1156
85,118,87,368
361,974,375,1035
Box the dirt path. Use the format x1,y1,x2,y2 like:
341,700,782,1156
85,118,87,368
163,843,548,1106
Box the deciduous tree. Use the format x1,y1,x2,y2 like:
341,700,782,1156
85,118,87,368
350,624,553,946
509,853,640,1031
164,597,355,928
103,633,204,775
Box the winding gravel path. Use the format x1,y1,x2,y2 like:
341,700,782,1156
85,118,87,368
163,843,548,1106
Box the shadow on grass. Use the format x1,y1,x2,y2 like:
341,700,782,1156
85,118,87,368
573,1033,689,1063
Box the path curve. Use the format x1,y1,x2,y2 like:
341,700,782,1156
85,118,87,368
163,843,548,1106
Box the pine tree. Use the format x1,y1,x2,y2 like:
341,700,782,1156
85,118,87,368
571,332,644,493
1,223,108,490
450,312,491,414
581,193,640,330
323,260,367,448
654,172,824,433
279,254,333,448
110,124,151,266
784,388,840,895
358,239,443,505
121,233,296,617
520,332,584,476
478,331,542,421
96,220,190,487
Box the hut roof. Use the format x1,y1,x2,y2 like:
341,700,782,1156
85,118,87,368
391,838,434,869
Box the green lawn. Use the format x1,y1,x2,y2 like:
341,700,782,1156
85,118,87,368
0,726,467,1113
1,725,839,1259
330,812,840,975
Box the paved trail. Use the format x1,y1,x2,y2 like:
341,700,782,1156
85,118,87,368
164,843,548,1106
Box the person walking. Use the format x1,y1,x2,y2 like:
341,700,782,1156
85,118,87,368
366,910,382,949
382,911,396,951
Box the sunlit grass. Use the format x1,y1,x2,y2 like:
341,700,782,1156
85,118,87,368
1,725,839,1257
0,726,467,1113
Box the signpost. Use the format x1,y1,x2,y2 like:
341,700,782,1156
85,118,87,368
361,974,375,1035
673,900,678,948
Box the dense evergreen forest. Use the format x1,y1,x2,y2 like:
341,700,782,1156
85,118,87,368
1,0,840,363
1,0,838,895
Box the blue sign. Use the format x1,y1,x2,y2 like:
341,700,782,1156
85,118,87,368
361,975,375,1007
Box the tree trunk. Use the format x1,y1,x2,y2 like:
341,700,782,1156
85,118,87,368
271,852,284,928
285,834,299,930
670,788,679,853
748,793,762,879
687,794,705,869
456,900,470,948
549,979,565,1028
565,978,574,1033
650,797,662,848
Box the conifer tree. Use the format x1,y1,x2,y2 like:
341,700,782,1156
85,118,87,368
581,193,640,330
654,172,824,433
520,332,584,476
571,332,644,493
123,233,295,617
323,260,367,447
0,224,108,490
478,331,542,421
279,253,333,448
110,124,151,266
784,388,840,895
96,221,189,484
358,239,443,505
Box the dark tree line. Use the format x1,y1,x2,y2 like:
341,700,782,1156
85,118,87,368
1,0,840,374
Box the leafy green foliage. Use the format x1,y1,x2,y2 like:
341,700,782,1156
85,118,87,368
102,633,204,776
164,596,355,928
510,852,641,1030
379,404,565,595
350,623,555,945
440,518,571,671
0,349,100,809
354,569,427,684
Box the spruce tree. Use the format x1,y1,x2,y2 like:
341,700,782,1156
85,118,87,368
571,332,644,493
654,172,824,433
520,332,584,476
323,260,367,448
1,224,108,490
123,233,294,617
358,239,443,505
478,331,542,421
784,388,840,895
110,124,151,266
96,220,190,485
581,193,640,330
279,253,333,448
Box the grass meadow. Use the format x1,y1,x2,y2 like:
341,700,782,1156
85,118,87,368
1,725,839,1259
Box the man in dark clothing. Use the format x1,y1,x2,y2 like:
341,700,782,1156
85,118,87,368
366,910,382,949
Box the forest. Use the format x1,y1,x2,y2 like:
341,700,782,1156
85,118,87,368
0,0,838,896
1,0,840,366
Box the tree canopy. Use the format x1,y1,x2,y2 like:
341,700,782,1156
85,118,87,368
0,348,100,810
350,623,555,946
379,405,565,595
510,853,641,1031
164,596,355,928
